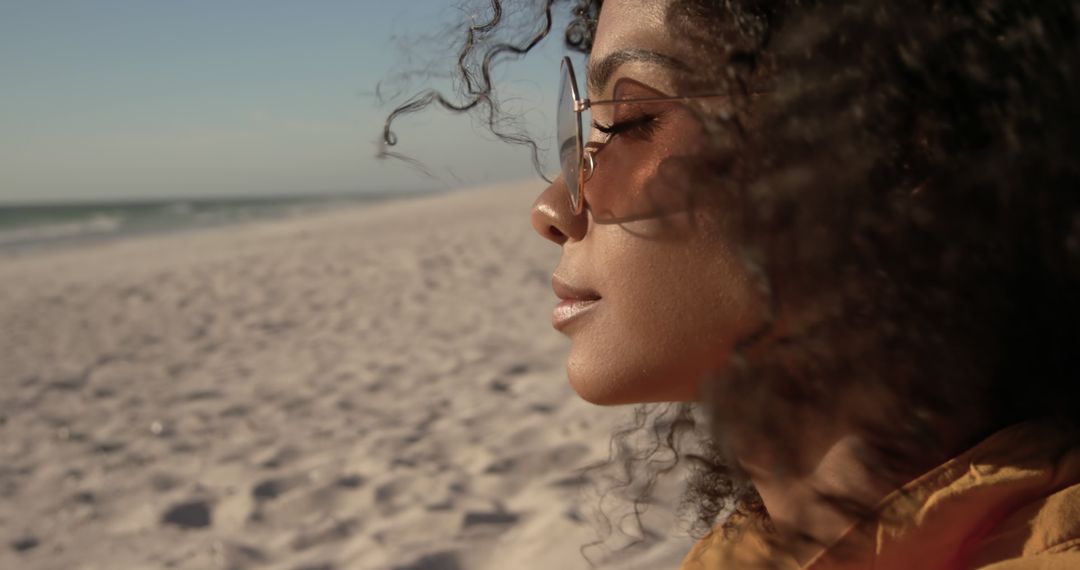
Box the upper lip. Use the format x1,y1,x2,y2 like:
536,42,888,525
551,275,601,302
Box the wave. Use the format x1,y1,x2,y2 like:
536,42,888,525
0,193,405,252
0,214,125,247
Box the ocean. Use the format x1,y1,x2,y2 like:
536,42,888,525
0,193,413,253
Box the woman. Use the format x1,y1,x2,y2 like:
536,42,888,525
384,0,1080,567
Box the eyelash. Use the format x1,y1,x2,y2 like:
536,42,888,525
592,113,660,141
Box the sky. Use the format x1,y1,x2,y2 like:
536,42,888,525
0,1,569,204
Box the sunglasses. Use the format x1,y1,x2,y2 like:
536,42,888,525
557,56,727,217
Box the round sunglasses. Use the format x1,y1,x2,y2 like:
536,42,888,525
557,55,726,215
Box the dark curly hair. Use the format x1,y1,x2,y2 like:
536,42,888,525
382,0,1080,564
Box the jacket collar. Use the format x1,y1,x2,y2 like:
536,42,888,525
806,421,1080,570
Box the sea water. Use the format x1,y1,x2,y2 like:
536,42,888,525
0,193,413,253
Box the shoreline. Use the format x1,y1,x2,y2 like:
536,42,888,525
0,190,440,259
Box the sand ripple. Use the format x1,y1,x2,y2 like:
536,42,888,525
0,183,692,569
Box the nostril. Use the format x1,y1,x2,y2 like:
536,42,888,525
530,184,579,245
547,225,567,243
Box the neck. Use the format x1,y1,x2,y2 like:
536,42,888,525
735,408,993,565
743,433,896,564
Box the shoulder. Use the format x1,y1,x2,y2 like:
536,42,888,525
970,477,1080,569
679,524,798,570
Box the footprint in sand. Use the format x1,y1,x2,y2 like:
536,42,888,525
335,474,366,489
462,510,520,527
161,499,213,529
391,550,461,570
252,477,290,501
10,535,40,553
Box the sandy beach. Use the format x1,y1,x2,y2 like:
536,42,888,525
0,182,693,570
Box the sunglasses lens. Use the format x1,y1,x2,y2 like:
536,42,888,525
557,60,581,211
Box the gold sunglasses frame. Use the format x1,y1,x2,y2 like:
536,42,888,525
559,56,728,215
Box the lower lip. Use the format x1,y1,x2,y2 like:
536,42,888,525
552,299,600,330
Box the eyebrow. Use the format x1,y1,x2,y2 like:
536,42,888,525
586,48,690,95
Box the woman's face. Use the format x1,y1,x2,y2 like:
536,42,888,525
531,0,763,405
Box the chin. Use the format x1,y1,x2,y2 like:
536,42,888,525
567,372,619,405
566,356,700,405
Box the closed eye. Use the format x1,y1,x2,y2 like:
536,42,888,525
592,114,660,141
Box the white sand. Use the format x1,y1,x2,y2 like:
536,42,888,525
0,182,694,570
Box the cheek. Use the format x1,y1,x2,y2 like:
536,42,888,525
565,223,758,405
587,113,706,221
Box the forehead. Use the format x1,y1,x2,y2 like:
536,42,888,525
592,0,677,58
589,0,683,92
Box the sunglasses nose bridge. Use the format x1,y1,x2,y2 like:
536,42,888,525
582,147,597,183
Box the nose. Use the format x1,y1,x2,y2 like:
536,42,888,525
531,175,587,245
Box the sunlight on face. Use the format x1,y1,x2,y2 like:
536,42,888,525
531,0,763,405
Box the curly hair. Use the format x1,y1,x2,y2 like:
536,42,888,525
689,1,1080,556
659,0,1080,551
380,1,767,557
382,0,1080,562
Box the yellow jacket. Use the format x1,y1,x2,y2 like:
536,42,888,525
680,422,1080,569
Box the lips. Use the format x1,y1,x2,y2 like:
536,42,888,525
551,275,600,302
551,275,601,331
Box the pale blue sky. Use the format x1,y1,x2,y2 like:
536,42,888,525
0,1,567,203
